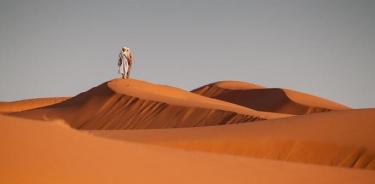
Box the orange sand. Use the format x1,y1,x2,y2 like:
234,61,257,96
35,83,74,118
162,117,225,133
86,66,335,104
0,97,69,113
2,78,374,183
1,114,374,184
192,81,349,115
12,79,290,129
92,108,375,169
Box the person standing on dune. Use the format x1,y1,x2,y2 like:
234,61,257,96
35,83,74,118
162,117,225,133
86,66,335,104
118,47,133,79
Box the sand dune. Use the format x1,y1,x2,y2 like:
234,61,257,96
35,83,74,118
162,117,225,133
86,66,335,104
0,97,68,113
12,79,290,129
3,78,374,183
192,81,349,115
1,114,374,184
92,108,375,170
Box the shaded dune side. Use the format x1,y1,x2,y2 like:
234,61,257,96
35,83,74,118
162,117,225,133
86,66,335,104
13,81,265,130
206,88,331,115
92,109,375,170
192,81,349,115
0,97,69,113
76,95,264,129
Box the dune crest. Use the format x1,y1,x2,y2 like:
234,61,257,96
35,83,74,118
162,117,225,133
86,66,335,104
192,81,349,115
12,79,289,129
0,97,69,113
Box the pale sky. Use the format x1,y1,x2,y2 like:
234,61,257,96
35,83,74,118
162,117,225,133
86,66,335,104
0,0,374,108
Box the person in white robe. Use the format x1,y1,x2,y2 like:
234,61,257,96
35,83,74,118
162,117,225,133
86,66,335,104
118,47,133,79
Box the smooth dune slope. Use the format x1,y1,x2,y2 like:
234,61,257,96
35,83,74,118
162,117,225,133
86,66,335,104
12,79,289,129
1,114,375,184
0,97,69,113
192,81,349,115
92,108,375,170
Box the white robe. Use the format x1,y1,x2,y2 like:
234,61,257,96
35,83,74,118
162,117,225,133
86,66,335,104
118,53,129,75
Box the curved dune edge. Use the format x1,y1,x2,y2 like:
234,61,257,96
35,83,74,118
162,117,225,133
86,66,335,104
211,80,265,90
91,108,375,170
0,97,69,113
12,79,290,130
1,114,375,184
192,81,349,115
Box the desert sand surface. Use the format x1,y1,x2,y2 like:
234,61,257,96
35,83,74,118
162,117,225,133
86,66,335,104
2,78,374,183
1,114,375,184
0,97,69,113
192,81,349,115
12,79,290,129
92,108,375,170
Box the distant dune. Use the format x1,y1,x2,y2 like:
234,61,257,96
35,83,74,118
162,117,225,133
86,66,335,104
1,114,374,184
192,81,349,115
0,97,69,113
12,79,289,129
